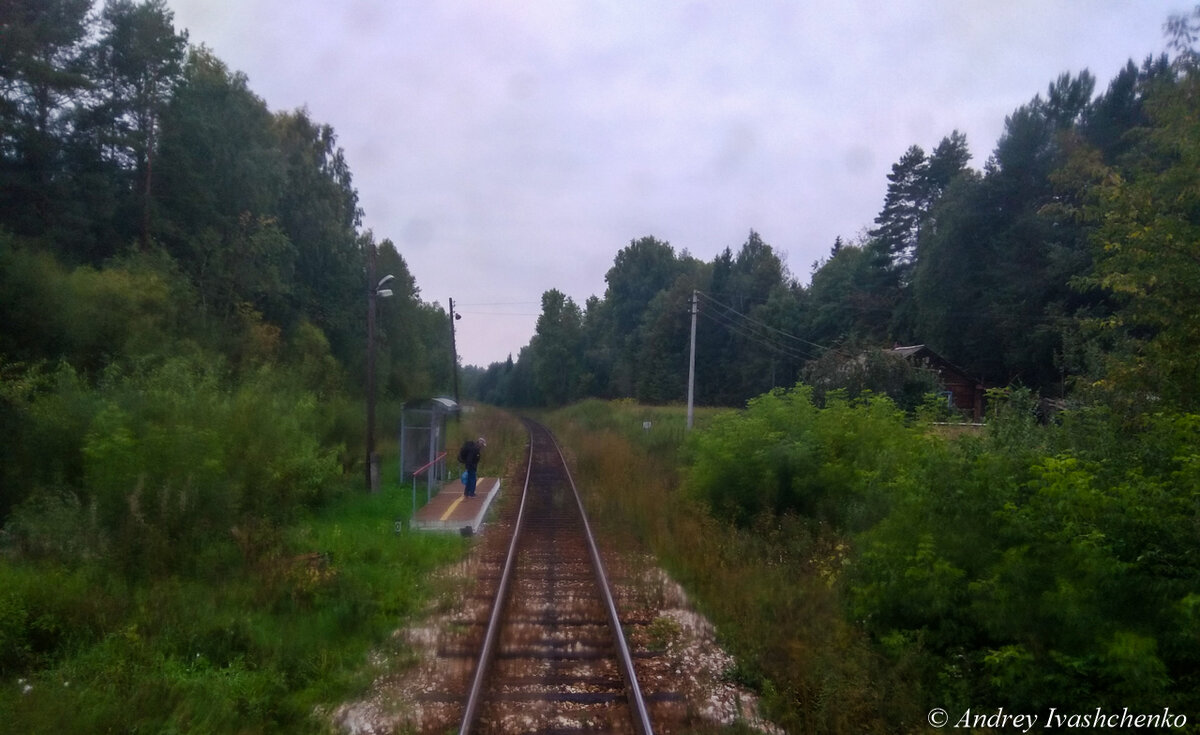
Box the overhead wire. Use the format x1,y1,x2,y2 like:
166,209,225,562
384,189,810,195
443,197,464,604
455,301,541,307
696,291,840,357
698,310,816,364
694,291,850,363
454,292,850,363
697,306,818,363
454,300,542,317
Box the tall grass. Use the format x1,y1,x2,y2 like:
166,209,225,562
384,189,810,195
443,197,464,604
0,474,479,733
547,399,908,732
0,356,525,733
551,392,1200,730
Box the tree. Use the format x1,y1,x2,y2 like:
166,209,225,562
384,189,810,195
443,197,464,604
273,108,362,358
806,239,893,347
580,295,617,398
911,76,1099,393
910,170,1000,380
1083,56,1172,162
860,132,972,342
927,131,972,194
373,237,454,400
599,236,686,395
633,278,694,403
89,0,188,250
0,0,93,240
153,47,288,326
869,132,971,285
1076,68,1200,411
695,246,738,405
604,236,683,335
529,289,585,406
697,231,800,404
870,144,929,275
1165,3,1200,71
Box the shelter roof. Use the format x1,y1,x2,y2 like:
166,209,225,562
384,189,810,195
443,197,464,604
402,396,459,412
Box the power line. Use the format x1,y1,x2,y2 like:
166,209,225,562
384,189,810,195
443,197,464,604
696,290,837,356
457,310,540,317
456,301,540,307
691,289,840,362
697,302,816,362
699,307,817,363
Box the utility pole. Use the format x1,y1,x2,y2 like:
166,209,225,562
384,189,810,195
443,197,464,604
687,290,698,430
448,297,461,407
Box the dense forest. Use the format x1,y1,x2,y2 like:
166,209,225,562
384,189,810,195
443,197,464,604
484,22,1200,723
1,4,467,727
469,18,1200,415
4,0,1200,731
1,0,457,508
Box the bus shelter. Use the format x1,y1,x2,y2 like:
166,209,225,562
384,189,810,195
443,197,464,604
399,397,458,507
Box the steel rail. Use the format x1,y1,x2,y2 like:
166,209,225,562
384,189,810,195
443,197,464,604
455,423,534,735
456,419,654,735
544,423,655,735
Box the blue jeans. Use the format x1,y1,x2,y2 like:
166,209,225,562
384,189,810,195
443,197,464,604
464,467,477,496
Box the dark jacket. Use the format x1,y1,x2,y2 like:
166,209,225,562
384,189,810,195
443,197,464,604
458,440,481,470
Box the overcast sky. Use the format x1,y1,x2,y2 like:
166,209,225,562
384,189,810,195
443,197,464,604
161,0,1184,367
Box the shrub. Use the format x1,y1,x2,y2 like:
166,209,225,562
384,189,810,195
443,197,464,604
3,354,341,577
849,404,1200,715
683,384,929,530
0,361,100,521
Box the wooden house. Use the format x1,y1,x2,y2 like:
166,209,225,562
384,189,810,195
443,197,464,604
892,344,985,421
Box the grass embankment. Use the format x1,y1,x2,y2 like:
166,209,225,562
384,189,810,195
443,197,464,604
547,398,922,733
0,403,523,734
550,392,1200,733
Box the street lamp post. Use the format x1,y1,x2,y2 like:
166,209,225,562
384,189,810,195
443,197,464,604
366,241,394,492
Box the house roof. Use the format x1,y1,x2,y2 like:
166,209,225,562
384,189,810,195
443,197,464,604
892,344,928,360
891,344,981,385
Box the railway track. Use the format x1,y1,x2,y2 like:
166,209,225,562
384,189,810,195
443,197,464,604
345,418,759,734
458,418,653,734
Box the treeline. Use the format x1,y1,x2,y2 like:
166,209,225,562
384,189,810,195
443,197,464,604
536,12,1200,721
471,34,1195,413
1,3,469,727
1,0,457,517
672,55,1200,708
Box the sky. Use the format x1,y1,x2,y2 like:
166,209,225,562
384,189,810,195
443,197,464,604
161,0,1186,367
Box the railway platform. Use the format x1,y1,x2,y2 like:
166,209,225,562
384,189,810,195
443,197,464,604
410,476,501,534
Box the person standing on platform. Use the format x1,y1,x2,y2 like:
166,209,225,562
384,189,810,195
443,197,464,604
458,436,486,498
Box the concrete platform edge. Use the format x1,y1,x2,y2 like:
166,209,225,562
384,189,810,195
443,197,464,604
410,477,501,534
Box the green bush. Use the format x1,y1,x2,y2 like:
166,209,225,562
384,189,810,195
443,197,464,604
848,404,1200,715
0,562,120,677
2,354,342,577
81,357,342,575
676,384,1200,721
0,244,186,374
0,361,99,521
683,384,930,530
